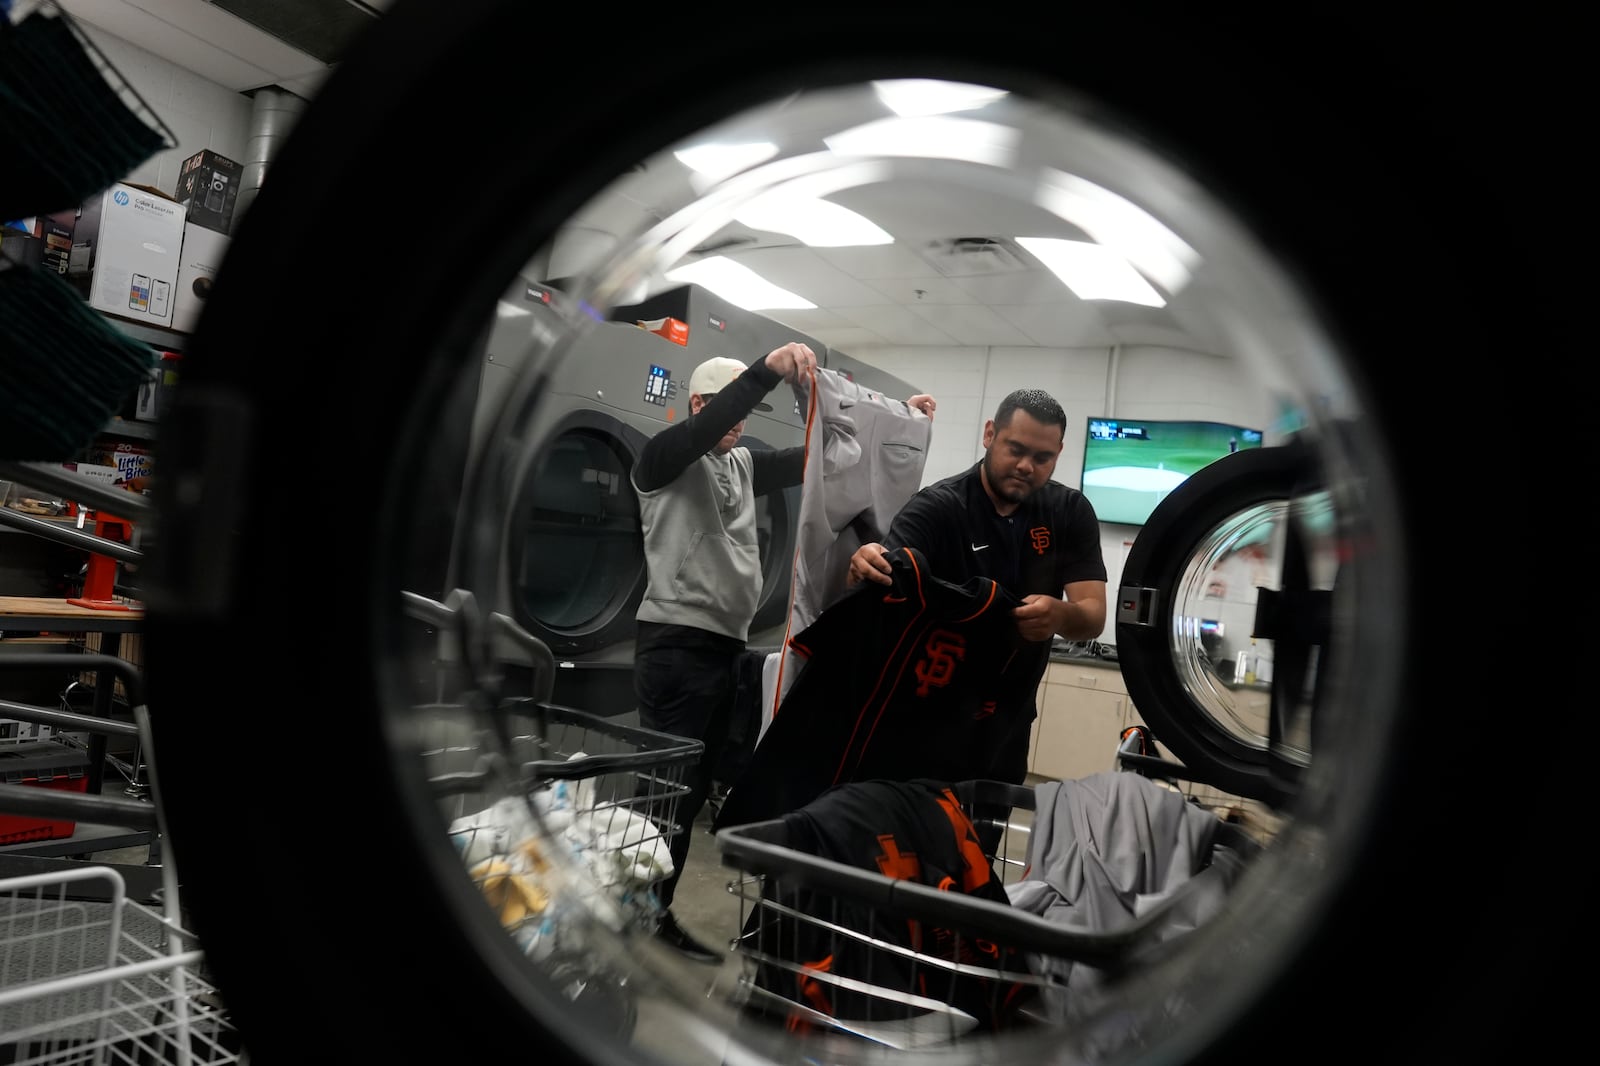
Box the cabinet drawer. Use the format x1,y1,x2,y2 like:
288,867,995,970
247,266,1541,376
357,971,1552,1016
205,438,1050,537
1033,685,1125,781
1046,661,1127,694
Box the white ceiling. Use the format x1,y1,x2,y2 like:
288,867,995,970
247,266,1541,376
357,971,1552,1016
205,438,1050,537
54,0,391,98
557,93,1239,356
53,1,1239,357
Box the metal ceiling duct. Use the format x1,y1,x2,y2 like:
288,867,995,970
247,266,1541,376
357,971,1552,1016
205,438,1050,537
231,87,307,236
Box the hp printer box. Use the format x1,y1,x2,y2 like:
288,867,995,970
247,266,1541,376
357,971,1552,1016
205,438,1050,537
84,182,185,329
175,150,242,235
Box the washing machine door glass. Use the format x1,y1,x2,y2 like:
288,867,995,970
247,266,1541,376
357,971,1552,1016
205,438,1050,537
1116,443,1334,806
513,424,643,640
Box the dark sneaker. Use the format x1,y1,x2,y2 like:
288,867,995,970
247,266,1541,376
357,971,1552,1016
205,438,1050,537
705,781,731,826
655,910,723,964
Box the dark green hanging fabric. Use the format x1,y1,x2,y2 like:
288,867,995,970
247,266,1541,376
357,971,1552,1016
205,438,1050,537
0,9,168,219
0,261,156,460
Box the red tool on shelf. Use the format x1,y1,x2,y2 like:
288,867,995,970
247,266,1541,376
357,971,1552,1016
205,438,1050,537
64,510,137,611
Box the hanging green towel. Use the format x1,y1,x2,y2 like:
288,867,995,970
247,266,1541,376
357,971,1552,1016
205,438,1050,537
0,8,169,219
0,260,156,460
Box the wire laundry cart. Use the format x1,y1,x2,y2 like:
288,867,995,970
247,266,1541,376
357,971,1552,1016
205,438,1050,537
0,866,242,1066
405,591,703,1036
0,639,244,1066
717,778,1254,1051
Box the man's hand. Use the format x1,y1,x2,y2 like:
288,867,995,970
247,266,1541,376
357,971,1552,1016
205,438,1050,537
847,542,895,586
1013,594,1064,642
907,393,937,418
765,341,818,386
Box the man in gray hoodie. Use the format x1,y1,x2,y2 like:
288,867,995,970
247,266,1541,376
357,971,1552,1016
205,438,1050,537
631,341,934,962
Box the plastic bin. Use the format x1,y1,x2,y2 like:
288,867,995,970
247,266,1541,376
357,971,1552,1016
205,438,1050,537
0,741,89,844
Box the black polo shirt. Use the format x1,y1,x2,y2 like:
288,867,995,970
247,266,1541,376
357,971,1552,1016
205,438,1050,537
882,461,1108,600
879,462,1108,781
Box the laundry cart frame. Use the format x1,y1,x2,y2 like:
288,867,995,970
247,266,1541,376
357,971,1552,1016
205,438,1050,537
423,698,705,1039
716,778,1250,1050
406,589,705,1038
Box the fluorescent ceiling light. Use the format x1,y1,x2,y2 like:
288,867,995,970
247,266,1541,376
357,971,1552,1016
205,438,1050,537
1015,238,1167,307
674,142,780,182
824,116,1018,167
734,195,892,247
871,79,1008,117
495,301,532,318
666,256,817,310
1034,170,1199,294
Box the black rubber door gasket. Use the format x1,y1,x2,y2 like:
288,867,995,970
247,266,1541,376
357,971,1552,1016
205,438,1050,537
136,2,1528,1063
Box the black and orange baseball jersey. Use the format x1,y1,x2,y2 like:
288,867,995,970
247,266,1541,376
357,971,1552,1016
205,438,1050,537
715,546,1038,830
882,462,1108,779
737,778,1033,1033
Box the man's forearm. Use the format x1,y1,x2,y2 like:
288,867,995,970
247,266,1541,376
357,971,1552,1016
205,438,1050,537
1054,597,1107,641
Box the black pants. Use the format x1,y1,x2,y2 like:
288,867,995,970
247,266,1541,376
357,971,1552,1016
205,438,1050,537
633,633,741,909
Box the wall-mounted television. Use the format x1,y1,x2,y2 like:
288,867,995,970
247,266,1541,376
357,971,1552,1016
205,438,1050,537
1080,418,1264,526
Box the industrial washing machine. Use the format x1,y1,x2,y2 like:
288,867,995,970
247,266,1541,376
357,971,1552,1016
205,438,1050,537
448,276,918,715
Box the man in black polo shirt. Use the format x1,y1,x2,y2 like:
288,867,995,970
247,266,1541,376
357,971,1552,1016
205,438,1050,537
846,387,1108,784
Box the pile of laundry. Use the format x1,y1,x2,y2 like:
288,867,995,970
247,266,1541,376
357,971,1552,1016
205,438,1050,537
447,752,675,961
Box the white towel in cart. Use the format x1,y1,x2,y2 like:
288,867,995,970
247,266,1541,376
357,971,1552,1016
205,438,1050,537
446,762,675,965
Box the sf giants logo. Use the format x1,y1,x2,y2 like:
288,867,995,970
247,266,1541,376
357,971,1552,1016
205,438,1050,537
914,629,966,696
1029,526,1051,555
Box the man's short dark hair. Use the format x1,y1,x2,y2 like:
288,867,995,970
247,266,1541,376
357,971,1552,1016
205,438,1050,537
993,389,1067,436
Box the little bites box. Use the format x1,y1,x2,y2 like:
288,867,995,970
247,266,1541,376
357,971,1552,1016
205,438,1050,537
86,183,185,328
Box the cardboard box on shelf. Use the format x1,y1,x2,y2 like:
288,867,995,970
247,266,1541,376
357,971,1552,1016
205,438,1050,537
88,440,154,487
38,214,75,275
172,222,228,333
175,149,242,235
0,228,44,270
1,211,75,274
59,462,120,486
81,183,185,329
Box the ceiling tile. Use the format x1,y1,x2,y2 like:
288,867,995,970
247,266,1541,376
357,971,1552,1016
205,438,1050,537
275,64,332,101
59,0,279,90
812,244,945,280
749,307,859,331
206,0,376,67
834,305,963,347
909,303,1037,347
810,326,893,349
950,269,1076,306
861,275,976,306
1109,323,1213,348
134,0,330,77
729,247,902,309
992,302,1119,347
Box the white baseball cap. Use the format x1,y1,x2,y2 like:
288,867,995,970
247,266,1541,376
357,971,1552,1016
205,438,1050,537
688,356,771,412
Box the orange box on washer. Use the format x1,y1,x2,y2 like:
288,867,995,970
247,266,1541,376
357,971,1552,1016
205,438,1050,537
637,316,689,346
0,742,89,844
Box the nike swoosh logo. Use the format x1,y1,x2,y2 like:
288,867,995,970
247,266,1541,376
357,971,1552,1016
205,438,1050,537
971,543,990,552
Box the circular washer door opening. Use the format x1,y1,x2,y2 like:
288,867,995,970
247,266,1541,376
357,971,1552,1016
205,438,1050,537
510,416,645,655
135,10,1509,1061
